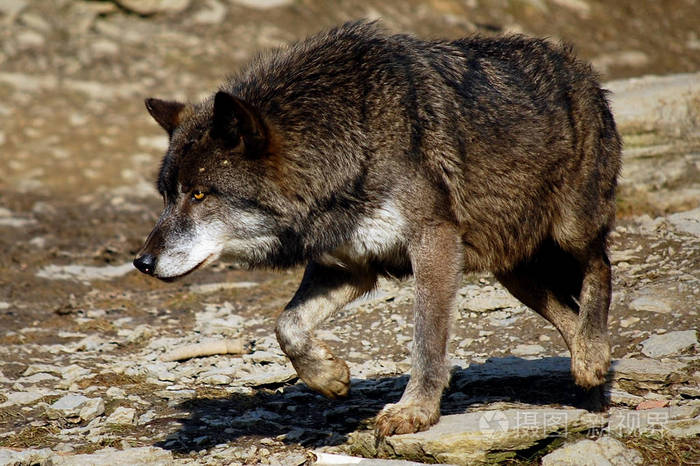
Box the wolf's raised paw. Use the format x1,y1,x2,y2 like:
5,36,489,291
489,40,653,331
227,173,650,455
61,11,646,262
293,350,350,399
375,401,439,438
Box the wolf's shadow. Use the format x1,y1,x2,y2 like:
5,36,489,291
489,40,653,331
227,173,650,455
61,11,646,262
157,356,601,453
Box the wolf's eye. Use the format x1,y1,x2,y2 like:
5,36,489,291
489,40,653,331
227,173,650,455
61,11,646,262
192,191,206,202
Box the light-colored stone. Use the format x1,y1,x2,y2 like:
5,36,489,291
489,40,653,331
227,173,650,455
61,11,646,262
511,344,545,356
154,388,195,402
23,363,64,377
238,363,297,387
47,394,92,419
0,0,27,24
605,388,643,406
231,0,292,8
550,0,590,15
138,410,157,425
70,334,116,353
607,405,700,437
36,263,134,282
593,51,649,74
62,80,142,101
196,302,246,336
60,365,92,384
458,285,522,312
130,361,177,381
199,373,232,385
665,414,700,438
618,317,640,329
542,436,643,465
350,359,409,379
610,358,688,383
0,391,44,407
91,39,119,58
344,408,603,464
314,452,428,465
193,0,227,24
15,30,45,49
114,0,191,15
0,448,53,466
640,330,697,358
628,295,671,314
52,446,173,465
106,387,127,399
607,72,700,134
0,72,58,92
245,350,286,364
0,207,36,228
106,406,136,425
668,208,700,237
19,12,51,31
79,397,105,422
190,281,258,294
20,372,58,383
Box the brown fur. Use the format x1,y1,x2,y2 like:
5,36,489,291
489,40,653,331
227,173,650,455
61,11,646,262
134,21,622,436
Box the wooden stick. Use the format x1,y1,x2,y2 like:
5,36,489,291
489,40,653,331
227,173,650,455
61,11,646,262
161,339,244,362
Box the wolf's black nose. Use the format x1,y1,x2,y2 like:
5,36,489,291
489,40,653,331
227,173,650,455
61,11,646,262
133,254,156,275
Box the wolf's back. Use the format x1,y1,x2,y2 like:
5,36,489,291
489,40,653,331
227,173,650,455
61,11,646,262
224,22,621,269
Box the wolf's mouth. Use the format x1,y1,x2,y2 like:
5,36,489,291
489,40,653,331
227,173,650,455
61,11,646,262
157,254,216,282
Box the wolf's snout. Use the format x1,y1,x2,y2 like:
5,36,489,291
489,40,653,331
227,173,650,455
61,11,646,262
133,253,157,275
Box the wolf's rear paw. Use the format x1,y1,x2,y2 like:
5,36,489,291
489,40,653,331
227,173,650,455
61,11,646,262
293,349,350,399
571,333,611,389
375,401,439,437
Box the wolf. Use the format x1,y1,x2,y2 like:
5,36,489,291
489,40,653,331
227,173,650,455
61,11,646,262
133,21,621,436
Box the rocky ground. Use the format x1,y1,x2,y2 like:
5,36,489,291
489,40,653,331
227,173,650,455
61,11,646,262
0,1,698,465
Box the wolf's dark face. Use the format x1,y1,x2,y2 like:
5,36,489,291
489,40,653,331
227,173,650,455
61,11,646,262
134,92,280,280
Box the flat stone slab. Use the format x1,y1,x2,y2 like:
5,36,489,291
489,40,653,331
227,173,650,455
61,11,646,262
53,446,173,465
0,448,54,466
0,447,173,466
314,452,431,465
541,437,643,466
607,405,700,437
668,207,700,237
609,358,689,383
237,363,297,387
342,408,604,465
628,295,672,314
607,72,700,134
46,394,91,419
640,330,697,358
36,263,134,282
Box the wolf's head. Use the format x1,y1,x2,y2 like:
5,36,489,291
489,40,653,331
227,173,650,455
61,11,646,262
133,92,281,280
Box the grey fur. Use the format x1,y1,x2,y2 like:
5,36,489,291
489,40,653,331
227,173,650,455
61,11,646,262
134,21,621,436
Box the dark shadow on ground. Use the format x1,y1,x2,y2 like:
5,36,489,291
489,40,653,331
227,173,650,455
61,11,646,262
157,356,607,453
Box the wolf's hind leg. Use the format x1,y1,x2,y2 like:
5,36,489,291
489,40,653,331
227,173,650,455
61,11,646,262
276,261,376,399
570,242,612,389
495,240,582,351
375,223,462,436
497,237,611,390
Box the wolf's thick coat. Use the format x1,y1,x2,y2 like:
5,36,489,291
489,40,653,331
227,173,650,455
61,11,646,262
136,21,621,436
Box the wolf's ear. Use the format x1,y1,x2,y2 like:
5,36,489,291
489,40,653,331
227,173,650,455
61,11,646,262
212,91,268,156
145,98,186,136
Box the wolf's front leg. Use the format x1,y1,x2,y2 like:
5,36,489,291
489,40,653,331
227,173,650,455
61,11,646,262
375,224,463,436
276,261,376,399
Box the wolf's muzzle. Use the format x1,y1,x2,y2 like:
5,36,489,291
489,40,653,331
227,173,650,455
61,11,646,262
133,253,157,275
